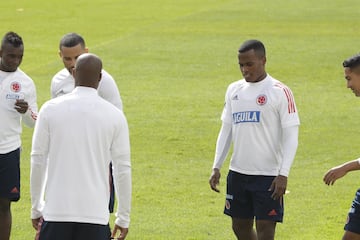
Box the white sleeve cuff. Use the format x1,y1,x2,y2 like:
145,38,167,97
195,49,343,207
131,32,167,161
113,154,131,228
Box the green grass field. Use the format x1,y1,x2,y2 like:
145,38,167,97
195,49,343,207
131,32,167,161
1,0,360,239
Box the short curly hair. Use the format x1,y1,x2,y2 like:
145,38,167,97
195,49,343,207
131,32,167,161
1,31,23,48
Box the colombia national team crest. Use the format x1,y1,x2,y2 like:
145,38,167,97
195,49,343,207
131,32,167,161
256,94,267,105
10,82,21,92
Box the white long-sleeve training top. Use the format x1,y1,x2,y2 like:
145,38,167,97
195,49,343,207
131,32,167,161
213,75,300,177
30,87,131,227
0,68,38,153
51,68,123,110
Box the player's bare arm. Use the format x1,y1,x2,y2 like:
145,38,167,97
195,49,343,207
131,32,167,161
324,160,360,185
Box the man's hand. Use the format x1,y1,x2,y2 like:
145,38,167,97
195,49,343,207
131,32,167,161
269,175,287,200
209,168,221,193
323,166,347,185
14,99,29,114
111,225,129,240
32,217,43,240
31,217,42,230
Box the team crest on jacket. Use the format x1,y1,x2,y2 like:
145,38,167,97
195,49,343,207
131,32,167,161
10,82,21,92
256,94,267,105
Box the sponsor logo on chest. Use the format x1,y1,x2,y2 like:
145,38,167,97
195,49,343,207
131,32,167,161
233,111,260,124
6,93,21,100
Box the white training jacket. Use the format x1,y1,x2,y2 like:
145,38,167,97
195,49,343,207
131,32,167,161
30,87,131,228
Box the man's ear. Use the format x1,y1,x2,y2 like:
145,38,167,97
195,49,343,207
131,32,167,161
99,72,102,82
85,47,89,53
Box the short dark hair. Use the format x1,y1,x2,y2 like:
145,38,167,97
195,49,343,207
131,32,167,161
59,33,85,50
238,39,266,58
343,54,360,69
1,31,23,48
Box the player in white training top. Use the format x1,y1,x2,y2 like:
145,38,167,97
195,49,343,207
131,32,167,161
31,53,131,240
0,31,38,240
209,40,300,240
51,32,121,215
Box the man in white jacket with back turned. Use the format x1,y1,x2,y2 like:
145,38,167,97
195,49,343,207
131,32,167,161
30,53,131,240
51,33,122,214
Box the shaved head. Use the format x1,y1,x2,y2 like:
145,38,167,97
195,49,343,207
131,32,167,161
73,53,102,88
